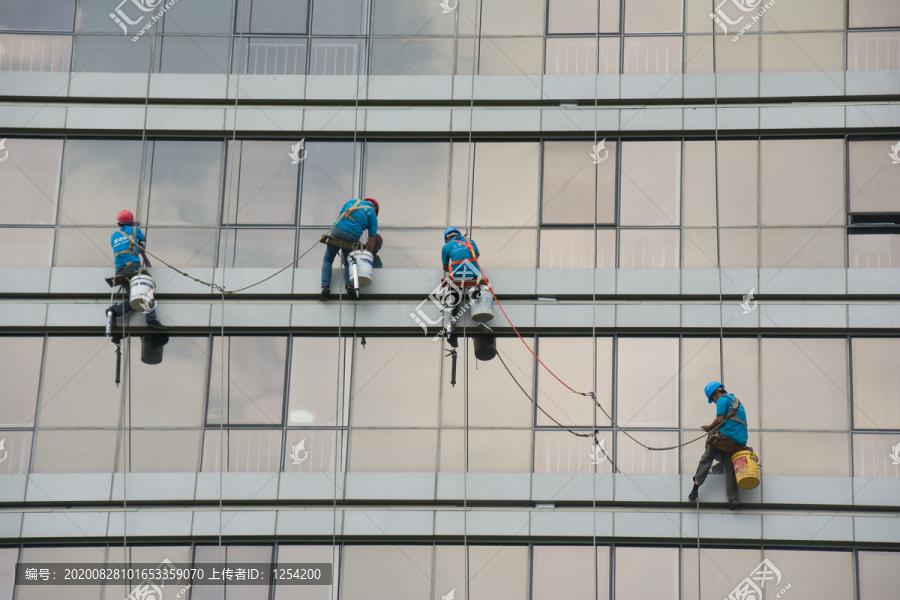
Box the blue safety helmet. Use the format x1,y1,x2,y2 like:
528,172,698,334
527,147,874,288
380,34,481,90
704,381,724,402
444,227,461,241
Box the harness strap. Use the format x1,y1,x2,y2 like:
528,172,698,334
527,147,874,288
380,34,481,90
724,397,747,426
448,236,482,283
115,230,141,257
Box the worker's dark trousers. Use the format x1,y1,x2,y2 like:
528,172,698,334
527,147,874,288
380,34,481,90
111,263,158,322
693,444,740,503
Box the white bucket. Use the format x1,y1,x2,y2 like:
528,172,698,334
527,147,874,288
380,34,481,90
349,250,374,287
129,274,156,312
470,285,494,322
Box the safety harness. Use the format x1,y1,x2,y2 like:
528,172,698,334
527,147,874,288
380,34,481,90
113,228,141,259
448,235,483,286
320,199,372,250
706,395,748,453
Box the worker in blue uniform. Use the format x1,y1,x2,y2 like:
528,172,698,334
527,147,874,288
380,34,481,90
320,198,381,301
689,381,748,509
439,227,481,347
108,210,166,330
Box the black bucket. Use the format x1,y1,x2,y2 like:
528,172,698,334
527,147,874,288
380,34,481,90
473,334,497,361
141,334,170,365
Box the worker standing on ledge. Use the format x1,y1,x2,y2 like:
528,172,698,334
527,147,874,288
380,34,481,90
320,198,381,301
440,227,481,347
688,381,748,510
108,210,166,330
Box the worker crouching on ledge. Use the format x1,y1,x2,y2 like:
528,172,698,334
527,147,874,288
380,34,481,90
689,381,748,510
108,210,166,330
440,227,481,348
320,198,382,301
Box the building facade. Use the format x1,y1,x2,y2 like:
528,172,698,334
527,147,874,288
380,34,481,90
1,0,899,598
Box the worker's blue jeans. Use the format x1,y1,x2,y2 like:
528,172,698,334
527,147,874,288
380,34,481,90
320,228,359,288
111,263,158,321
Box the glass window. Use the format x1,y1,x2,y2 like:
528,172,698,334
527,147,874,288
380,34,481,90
616,337,679,427
365,142,449,227
859,551,900,600
351,337,440,427
32,429,118,473
148,141,223,226
761,32,844,72
849,141,900,213
128,430,201,472
540,229,616,269
853,434,900,478
681,338,759,430
218,228,295,267
0,138,62,224
144,227,218,268
433,545,464,598
620,141,681,226
533,546,610,600
373,0,455,35
546,37,620,75
16,547,106,600
60,139,145,225
373,229,434,269
542,141,616,224
536,337,612,427
0,33,70,71
192,545,272,600
161,0,233,34
155,35,230,73
0,0,75,32
850,234,900,269
234,37,308,74
458,226,536,266
300,142,360,225
481,0,544,35
0,548,16,600
851,0,900,27
201,429,283,472
37,337,121,427
624,0,683,33
341,546,432,600
479,37,543,75
237,0,309,34
760,228,845,268
0,337,41,426
618,229,680,268
685,0,716,33
761,338,848,430
0,228,54,266
762,0,844,31
73,34,151,72
852,339,900,429
615,547,678,600
0,431,32,475
311,0,366,34
682,228,759,268
284,429,343,473
472,142,540,226
275,545,338,600
684,141,758,227
623,36,682,74
77,0,146,33
682,548,763,600
442,337,535,427
130,336,208,427
761,139,844,226
309,37,364,75
684,34,761,74
616,430,680,473
440,429,532,472
762,550,854,600
53,226,113,267
225,141,299,225
288,337,346,427
762,432,850,476
208,337,287,425
548,0,619,34
468,545,529,600
534,430,614,474
349,429,438,471
371,37,454,75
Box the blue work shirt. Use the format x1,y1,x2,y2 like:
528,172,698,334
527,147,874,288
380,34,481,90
334,199,377,238
111,225,145,269
441,236,481,280
716,393,748,446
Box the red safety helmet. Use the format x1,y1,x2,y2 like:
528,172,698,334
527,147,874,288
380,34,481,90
117,210,134,225
364,198,379,216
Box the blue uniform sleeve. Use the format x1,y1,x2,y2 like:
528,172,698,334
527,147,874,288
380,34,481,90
441,244,450,265
471,240,479,256
716,396,728,417
135,227,145,244
367,209,378,237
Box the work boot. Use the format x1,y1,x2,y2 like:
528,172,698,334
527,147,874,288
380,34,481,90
345,286,359,300
146,320,167,330
319,287,330,301
688,483,700,501
728,501,740,510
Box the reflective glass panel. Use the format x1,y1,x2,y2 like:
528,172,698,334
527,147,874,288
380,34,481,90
681,338,759,430
536,337,612,426
683,140,758,227
144,227,218,268
237,0,309,34
548,0,619,33
148,141,223,226
618,229,680,268
53,226,113,267
0,431,32,475
311,0,365,34
624,0,683,33
458,228,537,268
853,434,900,478
762,550,854,600
539,229,616,269
234,37,308,74
542,141,616,224
372,0,454,34
849,140,900,213
365,142,449,227
225,141,298,225
682,549,763,600
546,37,620,74
615,547,678,600
309,37,364,74
616,337,679,427
0,138,62,224
851,0,900,27
77,0,151,33
0,228,54,266
0,0,75,31
374,229,434,270
155,35,230,73
534,430,613,474
192,546,273,600
468,545,528,600
761,432,850,476
479,37,543,75
73,34,151,72
684,34,761,74
60,139,145,225
274,546,338,600
130,336,208,427
480,0,544,35
0,548,15,600
208,337,287,425
761,139,844,226
472,142,540,226
341,546,432,600
760,228,844,268
616,430,680,473
0,33,70,71
349,429,438,471
16,547,105,600
288,336,345,427
623,36,682,74
0,337,41,426
218,228,295,267
859,551,900,600
849,234,900,269
851,338,900,429
440,429,532,472
161,0,233,34
371,37,454,75
284,429,343,473
533,545,610,600
760,0,844,31
127,430,201,472
32,429,118,473
620,141,681,226
201,429,283,472
761,32,844,72
300,142,360,225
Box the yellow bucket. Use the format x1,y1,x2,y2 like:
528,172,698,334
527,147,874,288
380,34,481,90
731,450,760,490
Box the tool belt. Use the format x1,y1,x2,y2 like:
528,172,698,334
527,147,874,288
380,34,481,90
319,234,358,251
